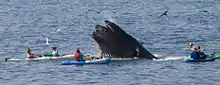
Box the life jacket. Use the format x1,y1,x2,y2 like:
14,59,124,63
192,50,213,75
74,52,84,61
74,52,80,61
198,51,207,59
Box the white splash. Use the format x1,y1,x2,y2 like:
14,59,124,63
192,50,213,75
102,10,116,23
152,54,186,61
45,37,49,45
154,56,186,61
57,29,61,32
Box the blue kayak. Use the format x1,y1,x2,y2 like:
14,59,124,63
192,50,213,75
184,57,215,63
60,57,111,65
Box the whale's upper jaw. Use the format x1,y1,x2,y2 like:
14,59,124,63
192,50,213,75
104,20,112,29
104,20,113,31
94,20,119,33
93,21,116,41
93,25,108,40
104,20,121,33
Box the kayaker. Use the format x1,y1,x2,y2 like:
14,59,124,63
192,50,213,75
26,48,34,58
188,42,194,51
26,48,42,58
191,47,199,60
197,46,207,59
52,47,59,56
74,49,85,61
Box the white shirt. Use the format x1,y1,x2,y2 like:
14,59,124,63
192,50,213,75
52,50,58,56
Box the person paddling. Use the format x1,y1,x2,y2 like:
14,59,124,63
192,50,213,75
26,48,33,58
74,48,85,61
26,48,42,58
197,46,207,59
188,42,195,51
52,47,59,56
191,47,199,60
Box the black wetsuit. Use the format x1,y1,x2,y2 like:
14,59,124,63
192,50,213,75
198,51,207,59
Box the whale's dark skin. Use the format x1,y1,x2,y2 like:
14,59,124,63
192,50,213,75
92,20,157,59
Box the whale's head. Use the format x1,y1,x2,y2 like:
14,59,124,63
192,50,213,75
92,20,156,59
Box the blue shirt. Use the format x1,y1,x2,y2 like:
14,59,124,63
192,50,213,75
191,51,199,60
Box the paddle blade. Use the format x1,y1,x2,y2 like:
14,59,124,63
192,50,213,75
45,37,49,45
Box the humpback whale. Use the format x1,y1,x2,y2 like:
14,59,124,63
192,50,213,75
92,20,157,59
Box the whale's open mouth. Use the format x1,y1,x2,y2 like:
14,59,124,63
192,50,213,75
92,20,156,59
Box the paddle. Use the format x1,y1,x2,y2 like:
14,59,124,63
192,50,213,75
84,54,100,60
45,37,49,46
203,45,216,57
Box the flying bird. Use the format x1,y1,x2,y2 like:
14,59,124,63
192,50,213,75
159,10,168,18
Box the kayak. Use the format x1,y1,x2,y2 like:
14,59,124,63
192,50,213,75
60,57,111,65
43,52,59,57
184,57,215,63
5,55,74,62
214,55,220,59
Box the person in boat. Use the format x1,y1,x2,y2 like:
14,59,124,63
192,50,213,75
26,48,42,58
191,47,200,60
26,48,33,58
52,47,59,56
197,46,207,59
188,42,194,51
74,48,85,61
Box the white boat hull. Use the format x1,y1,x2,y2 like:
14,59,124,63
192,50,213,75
5,55,74,62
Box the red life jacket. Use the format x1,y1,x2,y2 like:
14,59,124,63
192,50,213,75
74,52,80,61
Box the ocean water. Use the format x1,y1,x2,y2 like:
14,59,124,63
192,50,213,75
1,0,220,85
